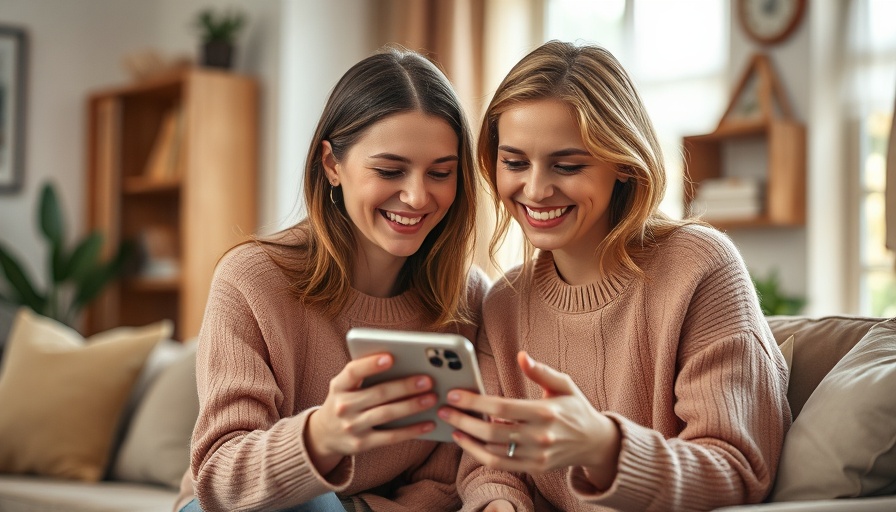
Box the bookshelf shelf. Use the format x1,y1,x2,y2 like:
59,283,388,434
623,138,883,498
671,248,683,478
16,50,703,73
85,68,258,340
683,54,806,228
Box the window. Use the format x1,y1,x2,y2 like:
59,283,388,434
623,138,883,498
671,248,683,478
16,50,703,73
848,0,896,316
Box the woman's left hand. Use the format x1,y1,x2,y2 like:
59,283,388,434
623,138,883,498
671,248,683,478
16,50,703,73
438,351,620,486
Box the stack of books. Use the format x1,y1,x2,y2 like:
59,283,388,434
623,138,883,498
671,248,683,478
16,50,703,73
690,177,763,221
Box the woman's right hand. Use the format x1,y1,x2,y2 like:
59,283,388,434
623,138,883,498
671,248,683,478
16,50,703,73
305,353,438,475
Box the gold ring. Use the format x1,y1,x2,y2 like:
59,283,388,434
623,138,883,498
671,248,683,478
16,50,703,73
507,441,517,458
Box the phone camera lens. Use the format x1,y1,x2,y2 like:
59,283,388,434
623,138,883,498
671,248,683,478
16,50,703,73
448,360,462,370
429,357,444,367
444,350,459,360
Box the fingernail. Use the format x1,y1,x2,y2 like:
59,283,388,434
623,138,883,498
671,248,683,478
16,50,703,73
525,354,535,368
438,408,450,419
377,356,390,366
422,422,435,432
447,391,460,403
420,395,435,407
416,377,429,389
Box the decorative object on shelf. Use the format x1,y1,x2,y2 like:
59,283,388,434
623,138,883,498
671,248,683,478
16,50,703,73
751,268,806,315
0,24,27,194
194,8,246,70
737,0,807,45
0,182,133,328
682,53,806,229
689,177,764,223
121,49,191,82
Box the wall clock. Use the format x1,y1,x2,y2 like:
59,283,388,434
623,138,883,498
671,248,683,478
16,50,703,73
738,0,807,45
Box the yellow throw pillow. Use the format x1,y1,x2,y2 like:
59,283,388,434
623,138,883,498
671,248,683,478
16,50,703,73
0,308,171,481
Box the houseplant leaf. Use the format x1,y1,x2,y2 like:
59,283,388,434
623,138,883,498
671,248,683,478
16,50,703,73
65,232,105,281
0,242,46,313
71,239,135,311
39,183,64,249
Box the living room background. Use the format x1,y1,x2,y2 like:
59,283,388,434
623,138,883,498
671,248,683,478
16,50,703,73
0,0,892,321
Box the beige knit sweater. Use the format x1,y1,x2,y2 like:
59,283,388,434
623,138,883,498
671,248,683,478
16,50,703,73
187,228,488,512
458,225,790,512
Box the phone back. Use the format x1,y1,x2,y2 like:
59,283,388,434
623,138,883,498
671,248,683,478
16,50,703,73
346,327,485,443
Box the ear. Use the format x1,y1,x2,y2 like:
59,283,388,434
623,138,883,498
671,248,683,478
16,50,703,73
615,166,630,183
321,140,340,186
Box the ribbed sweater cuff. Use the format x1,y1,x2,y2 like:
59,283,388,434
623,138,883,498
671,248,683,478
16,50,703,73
568,412,658,509
461,482,533,512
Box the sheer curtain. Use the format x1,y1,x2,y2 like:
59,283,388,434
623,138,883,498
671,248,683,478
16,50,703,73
845,0,896,315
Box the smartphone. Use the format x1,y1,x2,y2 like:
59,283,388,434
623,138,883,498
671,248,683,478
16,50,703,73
346,327,486,443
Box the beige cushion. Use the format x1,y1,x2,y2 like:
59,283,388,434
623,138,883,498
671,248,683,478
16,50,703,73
112,341,198,488
770,318,896,501
0,308,171,482
766,315,881,418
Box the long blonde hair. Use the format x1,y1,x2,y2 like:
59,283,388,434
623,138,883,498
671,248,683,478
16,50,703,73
479,40,690,276
264,46,477,328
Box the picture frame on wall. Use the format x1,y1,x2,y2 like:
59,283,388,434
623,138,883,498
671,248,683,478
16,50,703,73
0,25,27,194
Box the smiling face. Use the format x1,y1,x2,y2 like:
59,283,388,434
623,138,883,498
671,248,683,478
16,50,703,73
323,110,459,271
496,99,625,264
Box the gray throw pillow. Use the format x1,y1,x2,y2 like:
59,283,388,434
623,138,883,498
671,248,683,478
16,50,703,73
111,340,199,489
770,318,896,501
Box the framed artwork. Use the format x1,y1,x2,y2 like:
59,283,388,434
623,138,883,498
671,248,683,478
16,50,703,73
0,25,27,193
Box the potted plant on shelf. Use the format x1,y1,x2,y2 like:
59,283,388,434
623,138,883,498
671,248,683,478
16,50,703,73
194,7,246,70
0,182,133,329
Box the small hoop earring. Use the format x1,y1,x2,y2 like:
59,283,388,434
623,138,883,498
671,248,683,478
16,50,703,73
330,185,339,205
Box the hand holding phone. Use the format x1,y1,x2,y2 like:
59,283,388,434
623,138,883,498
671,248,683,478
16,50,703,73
347,327,486,442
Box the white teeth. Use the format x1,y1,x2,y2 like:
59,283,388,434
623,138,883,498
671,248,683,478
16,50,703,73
525,206,568,221
385,211,423,226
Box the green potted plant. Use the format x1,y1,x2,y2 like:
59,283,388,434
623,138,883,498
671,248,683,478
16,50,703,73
0,182,133,328
751,268,807,316
194,7,246,69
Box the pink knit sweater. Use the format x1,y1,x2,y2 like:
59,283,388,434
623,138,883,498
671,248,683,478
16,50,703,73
188,228,488,512
459,225,790,512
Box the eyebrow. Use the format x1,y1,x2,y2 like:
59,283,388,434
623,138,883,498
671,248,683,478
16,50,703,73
368,153,459,164
497,145,591,158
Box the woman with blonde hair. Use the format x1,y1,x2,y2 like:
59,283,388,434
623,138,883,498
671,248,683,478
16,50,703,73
177,46,487,512
439,41,790,511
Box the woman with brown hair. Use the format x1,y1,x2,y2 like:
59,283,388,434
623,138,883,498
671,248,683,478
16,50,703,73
439,41,790,511
178,46,486,512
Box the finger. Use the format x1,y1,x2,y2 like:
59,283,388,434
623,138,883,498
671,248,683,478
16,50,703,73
444,389,545,424
360,419,438,451
518,351,574,398
452,431,531,473
332,353,394,392
341,373,433,415
438,404,535,446
355,392,438,431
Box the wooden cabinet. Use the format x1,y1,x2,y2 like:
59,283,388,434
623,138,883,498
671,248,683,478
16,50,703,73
85,69,258,340
683,54,806,229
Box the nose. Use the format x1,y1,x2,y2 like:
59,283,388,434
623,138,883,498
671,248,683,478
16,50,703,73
523,167,554,202
400,174,429,210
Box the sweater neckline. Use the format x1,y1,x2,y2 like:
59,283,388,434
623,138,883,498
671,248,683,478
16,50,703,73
533,251,632,313
343,287,423,325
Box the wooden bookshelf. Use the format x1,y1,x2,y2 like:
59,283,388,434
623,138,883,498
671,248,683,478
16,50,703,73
683,54,806,228
85,68,258,340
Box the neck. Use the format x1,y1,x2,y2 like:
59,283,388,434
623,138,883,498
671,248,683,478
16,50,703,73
352,251,407,298
551,249,605,286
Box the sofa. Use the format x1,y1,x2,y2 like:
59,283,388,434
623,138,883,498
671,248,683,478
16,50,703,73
0,307,892,511
0,306,198,512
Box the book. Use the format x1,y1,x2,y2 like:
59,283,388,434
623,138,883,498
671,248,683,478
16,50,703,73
142,107,182,181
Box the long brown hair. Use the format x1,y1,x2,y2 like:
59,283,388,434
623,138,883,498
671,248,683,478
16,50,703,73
479,40,692,276
264,45,477,328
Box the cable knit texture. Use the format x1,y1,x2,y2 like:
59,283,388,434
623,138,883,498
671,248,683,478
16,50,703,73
458,225,791,512
189,227,488,512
